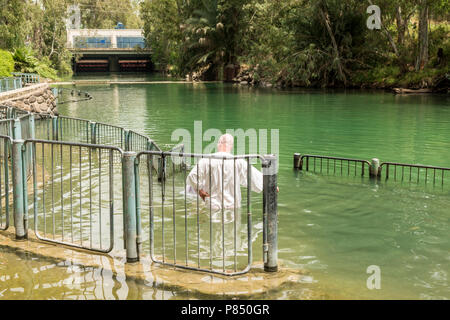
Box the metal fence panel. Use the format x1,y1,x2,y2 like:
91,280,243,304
379,162,450,187
26,139,122,253
95,122,126,149
296,154,371,176
57,115,91,143
136,151,265,276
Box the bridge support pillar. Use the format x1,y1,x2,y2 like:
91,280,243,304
109,56,119,72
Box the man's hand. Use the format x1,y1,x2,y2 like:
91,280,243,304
199,189,210,201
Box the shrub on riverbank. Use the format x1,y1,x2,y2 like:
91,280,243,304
0,49,14,78
13,47,60,81
351,65,449,89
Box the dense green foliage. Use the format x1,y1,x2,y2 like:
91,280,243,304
1,0,447,87
141,0,449,88
0,0,141,80
76,0,142,29
0,49,14,78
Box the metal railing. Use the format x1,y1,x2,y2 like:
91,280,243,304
294,153,450,188
379,162,450,186
26,139,121,252
134,151,276,276
11,73,40,85
293,153,372,176
0,73,39,93
0,105,279,276
0,77,22,93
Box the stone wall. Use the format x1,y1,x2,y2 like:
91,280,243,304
0,83,58,115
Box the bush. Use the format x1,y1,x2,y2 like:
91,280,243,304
13,47,60,80
0,49,14,78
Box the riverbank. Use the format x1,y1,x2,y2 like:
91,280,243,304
50,80,221,86
54,65,449,94
230,65,449,93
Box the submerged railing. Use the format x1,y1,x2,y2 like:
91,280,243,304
293,153,450,188
54,88,93,105
0,105,279,276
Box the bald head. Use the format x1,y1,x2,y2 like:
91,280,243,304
217,134,234,153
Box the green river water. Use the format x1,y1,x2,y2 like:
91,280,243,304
1,73,449,299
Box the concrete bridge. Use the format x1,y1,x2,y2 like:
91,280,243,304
67,29,152,72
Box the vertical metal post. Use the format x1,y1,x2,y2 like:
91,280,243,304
27,114,35,171
122,151,139,262
157,156,165,182
263,154,278,272
29,114,35,139
124,130,130,151
12,120,26,240
12,118,21,140
52,116,58,141
370,158,380,178
293,153,302,170
90,121,96,144
134,157,142,256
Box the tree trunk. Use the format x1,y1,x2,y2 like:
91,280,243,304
318,5,347,86
396,6,405,45
368,0,398,56
415,1,429,71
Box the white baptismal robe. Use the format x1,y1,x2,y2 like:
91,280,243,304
186,152,263,210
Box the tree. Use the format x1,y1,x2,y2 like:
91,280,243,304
415,0,429,70
75,0,142,29
141,0,183,74
0,0,27,49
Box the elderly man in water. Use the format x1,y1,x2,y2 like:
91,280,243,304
186,133,264,210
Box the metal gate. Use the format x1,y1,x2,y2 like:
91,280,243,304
134,151,277,276
25,139,122,253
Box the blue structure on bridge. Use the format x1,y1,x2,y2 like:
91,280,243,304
67,28,151,73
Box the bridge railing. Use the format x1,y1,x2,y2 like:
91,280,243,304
0,106,279,276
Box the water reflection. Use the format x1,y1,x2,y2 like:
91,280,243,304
0,246,183,300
